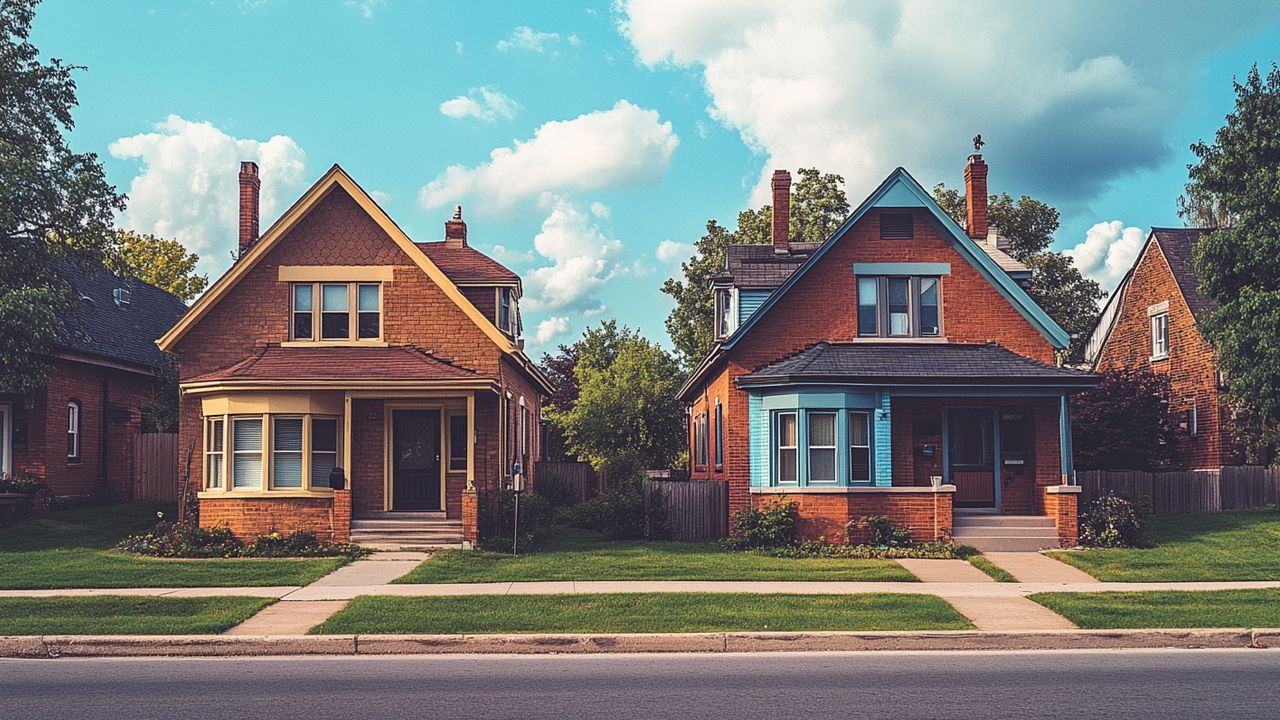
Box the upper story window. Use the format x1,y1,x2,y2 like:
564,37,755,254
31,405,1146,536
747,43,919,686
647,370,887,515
1150,311,1169,360
66,401,81,460
715,289,735,339
291,282,381,342
857,276,941,338
498,288,513,333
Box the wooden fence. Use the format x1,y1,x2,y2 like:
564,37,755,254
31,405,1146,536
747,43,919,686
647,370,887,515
535,461,599,503
646,479,729,540
133,432,178,503
1077,466,1280,514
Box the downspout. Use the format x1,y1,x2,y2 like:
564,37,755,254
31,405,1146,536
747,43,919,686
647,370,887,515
99,371,110,497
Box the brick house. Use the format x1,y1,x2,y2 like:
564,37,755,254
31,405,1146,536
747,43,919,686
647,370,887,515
678,156,1097,550
0,263,187,499
1083,227,1240,469
157,162,553,547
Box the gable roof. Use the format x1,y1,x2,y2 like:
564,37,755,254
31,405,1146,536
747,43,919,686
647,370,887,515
186,344,479,384
56,261,188,371
738,341,1095,388
723,167,1070,351
415,242,521,286
155,164,552,394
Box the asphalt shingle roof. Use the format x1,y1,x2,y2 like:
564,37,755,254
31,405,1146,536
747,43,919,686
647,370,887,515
415,242,519,283
1151,227,1216,317
56,262,189,370
186,345,478,383
716,243,820,288
738,342,1096,386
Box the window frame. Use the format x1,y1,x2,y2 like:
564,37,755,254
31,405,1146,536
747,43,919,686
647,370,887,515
308,416,340,490
774,411,799,485
203,413,340,495
806,411,838,485
714,288,735,339
66,401,80,461
447,412,469,473
498,287,512,333
290,282,383,343
230,416,265,490
848,410,872,485
204,417,225,489
1150,312,1169,360
856,276,942,339
270,415,305,489
714,400,724,469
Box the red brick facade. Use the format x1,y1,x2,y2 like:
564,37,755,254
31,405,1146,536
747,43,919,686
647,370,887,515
1096,240,1230,469
755,489,955,544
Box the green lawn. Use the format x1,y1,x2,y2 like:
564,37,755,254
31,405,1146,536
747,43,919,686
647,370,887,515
1031,589,1280,629
1046,509,1280,581
313,592,972,634
396,528,916,583
0,504,348,589
967,556,1016,582
0,596,274,635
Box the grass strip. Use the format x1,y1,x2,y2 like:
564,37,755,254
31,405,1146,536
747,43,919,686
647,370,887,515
1029,588,1280,629
967,556,1017,582
0,596,274,635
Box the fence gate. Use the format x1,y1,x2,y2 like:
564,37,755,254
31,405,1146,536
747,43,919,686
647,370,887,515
646,479,729,540
134,432,178,503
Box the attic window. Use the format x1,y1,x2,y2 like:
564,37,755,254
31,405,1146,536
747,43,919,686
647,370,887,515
880,213,913,239
113,288,131,306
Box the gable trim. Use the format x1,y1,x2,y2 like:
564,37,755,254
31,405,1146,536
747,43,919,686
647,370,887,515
722,167,1070,352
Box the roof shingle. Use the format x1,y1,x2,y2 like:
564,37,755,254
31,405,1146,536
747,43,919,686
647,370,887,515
415,242,519,283
56,262,189,370
187,345,479,383
1151,227,1216,317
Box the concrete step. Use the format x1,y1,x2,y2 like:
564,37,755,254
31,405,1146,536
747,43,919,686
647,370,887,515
953,515,1055,528
351,520,463,530
358,542,466,551
955,536,1062,552
351,533,465,544
354,511,446,520
952,526,1059,538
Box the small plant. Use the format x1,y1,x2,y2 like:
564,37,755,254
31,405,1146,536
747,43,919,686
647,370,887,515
725,499,797,549
117,522,365,558
479,488,555,551
0,472,44,494
1078,492,1147,548
761,539,968,560
847,514,913,547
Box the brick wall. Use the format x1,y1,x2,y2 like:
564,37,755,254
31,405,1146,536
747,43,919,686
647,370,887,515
754,490,953,543
1042,487,1079,547
201,496,337,542
1097,240,1227,469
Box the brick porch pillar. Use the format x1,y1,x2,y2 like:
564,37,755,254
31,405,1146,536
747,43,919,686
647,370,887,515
1043,484,1080,548
331,489,351,543
461,488,478,546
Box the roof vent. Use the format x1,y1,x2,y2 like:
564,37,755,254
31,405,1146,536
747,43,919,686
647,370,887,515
113,287,131,306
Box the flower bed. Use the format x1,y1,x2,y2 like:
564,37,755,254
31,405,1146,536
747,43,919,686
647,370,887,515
117,517,367,559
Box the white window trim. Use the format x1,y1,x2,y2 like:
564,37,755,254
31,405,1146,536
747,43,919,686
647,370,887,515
806,411,838,485
1187,405,1198,437
1150,312,1169,361
204,417,226,490
0,402,13,477
270,415,305,490
849,410,872,485
288,281,384,345
774,411,799,485
857,275,943,339
67,401,80,461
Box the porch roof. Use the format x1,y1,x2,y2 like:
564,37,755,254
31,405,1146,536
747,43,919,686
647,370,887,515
186,344,479,384
737,342,1097,388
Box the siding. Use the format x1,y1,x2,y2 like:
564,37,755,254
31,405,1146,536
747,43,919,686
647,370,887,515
748,393,767,486
737,289,770,325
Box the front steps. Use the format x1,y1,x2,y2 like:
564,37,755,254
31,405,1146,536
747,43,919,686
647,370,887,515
350,512,466,551
951,513,1060,552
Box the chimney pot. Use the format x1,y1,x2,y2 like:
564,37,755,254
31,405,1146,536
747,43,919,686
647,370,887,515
445,204,467,248
964,153,988,240
771,169,791,255
238,161,261,256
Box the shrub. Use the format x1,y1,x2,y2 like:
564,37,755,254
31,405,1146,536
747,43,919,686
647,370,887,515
0,472,44,494
762,539,969,560
725,499,797,549
847,515,912,548
1078,492,1147,548
533,474,587,508
548,476,669,540
117,521,365,558
480,489,555,551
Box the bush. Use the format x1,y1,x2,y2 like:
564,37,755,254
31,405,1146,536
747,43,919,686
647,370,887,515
847,515,912,548
117,520,365,558
0,472,44,494
725,499,797,549
762,539,970,560
1078,492,1147,548
480,489,555,551
550,476,669,540
559,494,608,531
533,474,586,508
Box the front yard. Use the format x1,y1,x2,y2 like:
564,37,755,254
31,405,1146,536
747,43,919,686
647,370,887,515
395,527,916,583
1031,589,1280,629
313,592,971,634
0,596,274,635
0,504,349,589
1047,509,1280,581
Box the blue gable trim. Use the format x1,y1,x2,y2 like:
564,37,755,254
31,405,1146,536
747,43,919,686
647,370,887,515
853,262,951,276
722,167,1071,351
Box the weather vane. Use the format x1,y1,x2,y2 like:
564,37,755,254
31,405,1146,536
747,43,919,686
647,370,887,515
972,134,985,152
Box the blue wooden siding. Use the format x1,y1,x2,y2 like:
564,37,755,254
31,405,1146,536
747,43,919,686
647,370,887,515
749,394,767,486
874,392,893,486
737,289,769,325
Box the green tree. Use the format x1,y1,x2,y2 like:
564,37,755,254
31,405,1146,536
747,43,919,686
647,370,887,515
545,321,686,476
661,168,850,369
933,184,1105,348
1071,368,1179,471
1186,63,1280,440
106,230,208,302
1,0,124,391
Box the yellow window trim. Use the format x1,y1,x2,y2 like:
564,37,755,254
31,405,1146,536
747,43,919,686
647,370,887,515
278,265,394,282
280,340,390,348
204,412,341,494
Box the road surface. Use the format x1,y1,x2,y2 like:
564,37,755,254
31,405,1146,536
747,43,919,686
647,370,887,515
1,649,1277,719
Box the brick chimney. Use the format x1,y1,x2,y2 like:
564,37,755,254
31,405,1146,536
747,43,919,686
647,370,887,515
964,154,988,240
771,169,791,255
445,205,467,248
238,161,261,256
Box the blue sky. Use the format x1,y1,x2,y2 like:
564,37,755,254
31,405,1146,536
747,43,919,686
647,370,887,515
32,0,1280,354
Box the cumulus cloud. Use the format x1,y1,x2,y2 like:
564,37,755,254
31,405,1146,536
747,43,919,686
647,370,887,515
1067,220,1147,290
535,316,571,344
344,0,385,18
438,87,521,122
109,115,308,277
618,0,1280,206
497,26,581,53
656,239,694,263
523,198,625,314
419,100,678,213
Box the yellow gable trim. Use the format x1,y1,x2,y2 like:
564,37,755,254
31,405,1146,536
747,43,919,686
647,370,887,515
277,265,395,282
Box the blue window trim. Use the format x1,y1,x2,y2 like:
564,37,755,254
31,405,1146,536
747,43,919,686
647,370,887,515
768,406,875,487
853,262,951,276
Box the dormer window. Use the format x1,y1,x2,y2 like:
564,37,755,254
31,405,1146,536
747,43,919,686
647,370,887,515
112,287,131,306
290,282,381,342
498,288,512,333
857,276,942,338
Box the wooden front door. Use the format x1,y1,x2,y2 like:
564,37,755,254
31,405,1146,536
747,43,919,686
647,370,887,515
948,408,996,508
392,409,441,511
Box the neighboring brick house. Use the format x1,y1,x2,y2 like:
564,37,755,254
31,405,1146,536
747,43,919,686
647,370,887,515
157,162,553,547
678,156,1097,550
0,263,187,499
1084,227,1239,469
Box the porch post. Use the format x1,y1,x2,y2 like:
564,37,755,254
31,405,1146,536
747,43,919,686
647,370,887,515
343,393,353,479
461,391,478,546
465,392,475,491
1058,394,1074,483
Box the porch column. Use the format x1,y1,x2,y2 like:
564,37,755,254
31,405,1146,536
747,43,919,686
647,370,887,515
1058,394,1074,483
465,392,475,491
461,391,478,546
874,391,892,486
342,393,353,480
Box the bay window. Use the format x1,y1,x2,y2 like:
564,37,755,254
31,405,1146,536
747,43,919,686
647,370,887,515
231,418,263,489
205,414,340,493
849,411,871,483
290,282,381,342
807,412,836,483
770,406,875,486
775,412,798,483
856,276,942,338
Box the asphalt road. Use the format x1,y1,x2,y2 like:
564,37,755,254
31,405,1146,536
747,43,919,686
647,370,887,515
2,649,1277,719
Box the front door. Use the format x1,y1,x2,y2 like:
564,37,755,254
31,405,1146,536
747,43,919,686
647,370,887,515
948,409,996,508
392,409,441,511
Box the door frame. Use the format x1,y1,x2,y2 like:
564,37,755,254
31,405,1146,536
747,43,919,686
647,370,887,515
0,402,11,477
942,405,1001,510
383,403,446,512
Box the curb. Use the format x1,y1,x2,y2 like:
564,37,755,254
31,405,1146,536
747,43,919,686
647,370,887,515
0,629,1274,658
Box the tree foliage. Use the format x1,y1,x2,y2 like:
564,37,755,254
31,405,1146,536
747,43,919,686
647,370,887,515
543,321,686,475
661,168,850,369
1185,64,1280,443
1071,368,1179,471
0,0,124,391
933,184,1105,348
106,230,208,302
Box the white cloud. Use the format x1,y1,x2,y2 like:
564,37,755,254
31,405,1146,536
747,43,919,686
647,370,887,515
497,26,581,53
618,0,1280,206
656,239,694,263
535,316,571,344
109,115,308,278
419,100,678,213
344,0,384,18
487,244,535,265
369,190,392,205
523,198,625,314
1067,220,1147,291
454,41,464,55
438,87,521,122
